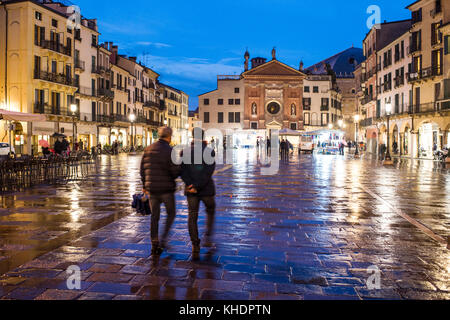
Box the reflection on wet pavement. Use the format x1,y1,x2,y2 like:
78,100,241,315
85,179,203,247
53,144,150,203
0,150,449,300
0,155,141,276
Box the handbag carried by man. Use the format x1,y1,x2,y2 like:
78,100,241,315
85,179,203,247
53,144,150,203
132,193,151,216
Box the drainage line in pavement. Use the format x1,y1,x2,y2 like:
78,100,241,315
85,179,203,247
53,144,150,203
361,185,448,248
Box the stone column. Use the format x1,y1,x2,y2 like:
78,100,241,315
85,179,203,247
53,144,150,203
410,130,418,159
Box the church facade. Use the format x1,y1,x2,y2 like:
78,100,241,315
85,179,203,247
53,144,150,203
198,47,363,145
242,49,306,132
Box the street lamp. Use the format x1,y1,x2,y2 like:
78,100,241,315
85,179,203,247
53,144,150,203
70,104,77,151
338,119,344,128
328,123,333,130
354,115,360,158
129,113,136,151
384,103,393,165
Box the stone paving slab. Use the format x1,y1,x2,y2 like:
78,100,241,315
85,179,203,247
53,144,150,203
0,152,449,300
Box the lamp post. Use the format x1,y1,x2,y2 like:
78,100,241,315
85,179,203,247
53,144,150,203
384,103,393,165
70,104,77,151
354,115,360,158
129,113,136,152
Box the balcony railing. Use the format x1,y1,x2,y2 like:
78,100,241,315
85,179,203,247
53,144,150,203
97,65,112,75
407,66,442,82
361,95,375,106
34,103,79,118
75,59,85,71
144,101,159,108
39,40,72,56
146,120,163,127
34,70,77,87
320,106,329,112
94,114,114,123
112,114,129,123
98,88,114,99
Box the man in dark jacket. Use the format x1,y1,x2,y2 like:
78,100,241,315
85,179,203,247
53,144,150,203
141,127,181,255
181,128,216,259
54,137,64,155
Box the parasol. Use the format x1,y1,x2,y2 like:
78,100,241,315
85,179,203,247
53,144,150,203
39,140,49,148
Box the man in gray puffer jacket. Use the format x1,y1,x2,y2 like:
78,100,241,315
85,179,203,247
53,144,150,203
141,127,181,255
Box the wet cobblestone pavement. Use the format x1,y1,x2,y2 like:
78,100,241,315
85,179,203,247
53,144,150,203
0,151,449,300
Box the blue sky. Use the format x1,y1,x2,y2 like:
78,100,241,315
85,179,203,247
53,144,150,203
74,0,412,109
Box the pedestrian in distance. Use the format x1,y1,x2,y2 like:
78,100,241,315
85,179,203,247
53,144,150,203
54,137,64,155
181,127,216,260
141,127,181,256
280,139,288,160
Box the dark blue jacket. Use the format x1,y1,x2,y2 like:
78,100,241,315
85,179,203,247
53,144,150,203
181,142,216,197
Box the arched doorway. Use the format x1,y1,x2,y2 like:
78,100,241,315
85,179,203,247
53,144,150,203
392,125,399,155
418,122,440,159
402,125,410,156
444,123,450,149
378,125,387,159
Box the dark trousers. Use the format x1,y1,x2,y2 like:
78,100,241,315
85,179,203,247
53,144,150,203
150,193,176,245
187,196,216,245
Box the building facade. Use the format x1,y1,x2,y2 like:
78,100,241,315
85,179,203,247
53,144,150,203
376,30,413,157
405,0,450,158
302,75,342,131
0,0,78,154
242,51,305,134
198,76,244,136
359,20,413,156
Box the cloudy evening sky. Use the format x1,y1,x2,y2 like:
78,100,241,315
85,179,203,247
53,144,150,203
74,0,412,109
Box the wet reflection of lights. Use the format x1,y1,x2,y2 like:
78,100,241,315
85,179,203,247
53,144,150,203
347,162,364,222
372,175,398,265
313,155,332,183
69,186,82,222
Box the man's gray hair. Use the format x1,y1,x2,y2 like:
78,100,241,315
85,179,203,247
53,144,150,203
158,126,173,139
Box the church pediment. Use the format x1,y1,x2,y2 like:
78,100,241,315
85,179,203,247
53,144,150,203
266,120,283,127
243,60,305,77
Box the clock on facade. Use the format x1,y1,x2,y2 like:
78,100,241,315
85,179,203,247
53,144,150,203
267,102,281,115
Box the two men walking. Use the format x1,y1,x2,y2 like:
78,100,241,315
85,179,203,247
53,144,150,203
140,127,216,258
